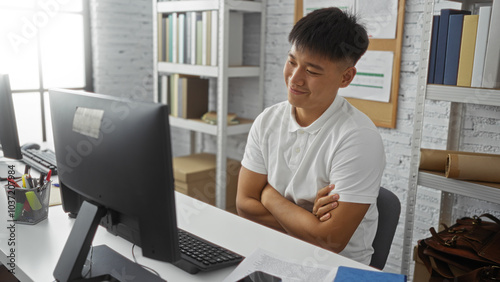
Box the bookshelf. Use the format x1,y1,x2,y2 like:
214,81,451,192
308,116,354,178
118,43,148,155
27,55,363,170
152,0,266,209
401,0,500,277
426,84,500,106
169,116,253,136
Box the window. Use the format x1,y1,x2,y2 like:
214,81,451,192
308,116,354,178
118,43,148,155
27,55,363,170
0,0,91,145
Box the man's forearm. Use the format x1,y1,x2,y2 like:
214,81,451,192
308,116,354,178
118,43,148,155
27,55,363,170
260,185,346,253
236,196,286,232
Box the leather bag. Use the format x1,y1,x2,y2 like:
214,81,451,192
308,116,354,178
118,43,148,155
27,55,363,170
417,214,500,281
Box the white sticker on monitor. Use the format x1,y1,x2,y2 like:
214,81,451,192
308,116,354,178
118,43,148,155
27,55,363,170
72,107,104,139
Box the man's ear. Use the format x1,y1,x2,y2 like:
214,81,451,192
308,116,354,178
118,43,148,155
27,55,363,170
340,67,356,88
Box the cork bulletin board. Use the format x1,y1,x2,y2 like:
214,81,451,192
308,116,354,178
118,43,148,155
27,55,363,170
294,0,406,128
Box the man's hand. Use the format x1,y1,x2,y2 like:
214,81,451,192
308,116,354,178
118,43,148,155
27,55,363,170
312,185,339,222
259,182,368,253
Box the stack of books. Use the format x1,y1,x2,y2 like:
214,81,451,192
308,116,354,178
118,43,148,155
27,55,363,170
427,3,500,89
158,11,243,66
168,75,209,119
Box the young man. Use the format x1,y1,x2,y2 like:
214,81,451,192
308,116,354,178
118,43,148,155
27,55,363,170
236,7,386,265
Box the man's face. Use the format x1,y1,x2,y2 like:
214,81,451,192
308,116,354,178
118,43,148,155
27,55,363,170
283,45,355,120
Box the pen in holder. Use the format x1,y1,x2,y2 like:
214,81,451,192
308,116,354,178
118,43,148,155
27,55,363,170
4,180,52,225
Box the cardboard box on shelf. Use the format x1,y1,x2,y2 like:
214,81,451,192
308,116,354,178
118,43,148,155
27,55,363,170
173,153,241,213
413,245,431,282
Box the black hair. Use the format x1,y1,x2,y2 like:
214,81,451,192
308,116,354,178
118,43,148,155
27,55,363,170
288,7,369,65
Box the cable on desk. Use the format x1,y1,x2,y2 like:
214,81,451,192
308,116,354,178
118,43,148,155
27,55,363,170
131,244,165,281
82,245,94,279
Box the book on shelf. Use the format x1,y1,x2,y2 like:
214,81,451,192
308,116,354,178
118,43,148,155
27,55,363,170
456,15,479,87
178,13,186,64
185,12,195,65
166,13,171,62
168,75,209,119
471,6,491,88
202,11,209,66
158,11,243,67
158,14,164,62
185,12,193,64
481,0,500,89
229,11,243,66
169,74,179,116
196,13,203,65
160,75,168,105
181,76,209,119
427,15,440,84
211,10,218,66
443,13,468,85
434,9,471,84
170,12,178,63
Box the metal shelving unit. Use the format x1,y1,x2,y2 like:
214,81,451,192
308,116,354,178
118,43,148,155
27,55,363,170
168,116,253,136
152,0,266,210
418,171,500,204
157,63,260,78
401,0,499,276
426,84,500,106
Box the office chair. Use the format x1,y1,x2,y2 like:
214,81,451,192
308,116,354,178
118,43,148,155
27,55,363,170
370,187,401,270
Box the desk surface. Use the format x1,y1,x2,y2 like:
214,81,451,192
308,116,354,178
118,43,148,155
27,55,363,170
0,191,373,281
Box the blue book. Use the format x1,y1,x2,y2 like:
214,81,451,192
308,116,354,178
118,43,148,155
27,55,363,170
443,14,466,85
434,9,471,84
334,266,407,282
427,15,440,84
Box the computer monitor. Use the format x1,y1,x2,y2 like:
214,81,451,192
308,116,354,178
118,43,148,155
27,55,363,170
0,74,23,179
49,89,179,281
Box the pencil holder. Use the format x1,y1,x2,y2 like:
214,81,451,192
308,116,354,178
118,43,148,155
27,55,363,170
4,181,51,225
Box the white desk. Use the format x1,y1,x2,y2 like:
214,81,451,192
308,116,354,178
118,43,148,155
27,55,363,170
1,192,374,281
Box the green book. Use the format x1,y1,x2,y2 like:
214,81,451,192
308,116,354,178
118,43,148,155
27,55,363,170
196,14,203,65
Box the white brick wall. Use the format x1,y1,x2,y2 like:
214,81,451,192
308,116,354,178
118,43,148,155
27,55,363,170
90,0,194,156
91,0,154,101
91,0,500,278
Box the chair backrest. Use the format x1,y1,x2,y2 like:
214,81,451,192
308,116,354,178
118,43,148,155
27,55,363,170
370,187,401,270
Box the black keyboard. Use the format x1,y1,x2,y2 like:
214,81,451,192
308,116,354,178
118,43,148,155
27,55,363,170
21,148,58,175
174,229,244,274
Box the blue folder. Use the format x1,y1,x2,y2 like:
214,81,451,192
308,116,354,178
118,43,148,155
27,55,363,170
433,9,471,84
334,266,407,282
443,14,466,85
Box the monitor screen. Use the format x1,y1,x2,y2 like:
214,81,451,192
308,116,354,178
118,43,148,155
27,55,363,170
0,74,23,180
0,74,22,160
49,89,179,281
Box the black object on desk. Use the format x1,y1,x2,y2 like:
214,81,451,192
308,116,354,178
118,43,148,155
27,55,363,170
0,74,23,179
238,271,283,282
50,89,243,281
21,148,58,175
175,229,243,274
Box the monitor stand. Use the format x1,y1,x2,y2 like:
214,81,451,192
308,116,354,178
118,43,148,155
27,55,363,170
53,201,164,282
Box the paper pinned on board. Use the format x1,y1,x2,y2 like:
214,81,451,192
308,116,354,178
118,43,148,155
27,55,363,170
303,0,398,39
304,0,355,15
338,50,394,102
356,0,398,39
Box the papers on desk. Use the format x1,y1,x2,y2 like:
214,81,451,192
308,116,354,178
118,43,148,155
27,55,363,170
223,248,407,282
223,248,336,282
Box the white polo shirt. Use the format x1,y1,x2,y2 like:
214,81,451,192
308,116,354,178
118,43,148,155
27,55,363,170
241,95,386,265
